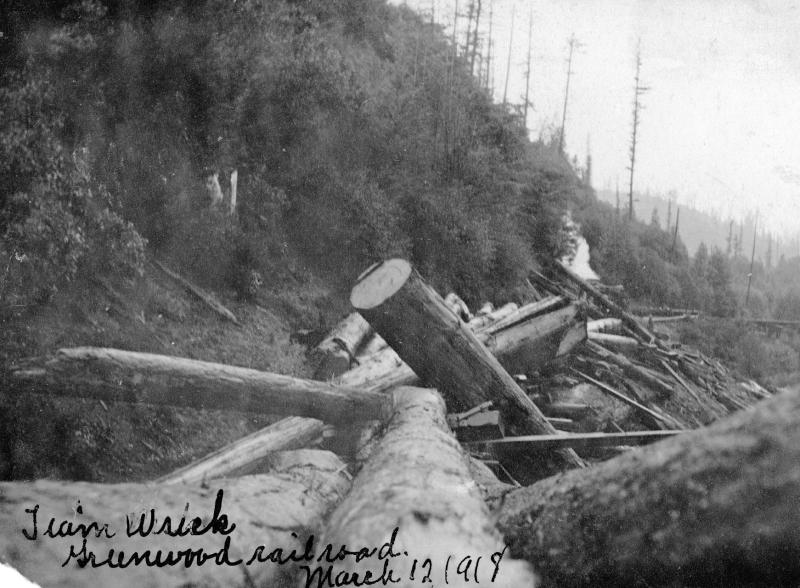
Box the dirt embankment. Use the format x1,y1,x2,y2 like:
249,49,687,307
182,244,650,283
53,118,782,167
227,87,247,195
0,266,336,483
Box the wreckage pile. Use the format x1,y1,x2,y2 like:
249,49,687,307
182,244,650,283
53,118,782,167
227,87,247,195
3,259,796,587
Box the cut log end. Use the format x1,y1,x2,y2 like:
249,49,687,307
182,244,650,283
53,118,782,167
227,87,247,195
350,259,412,310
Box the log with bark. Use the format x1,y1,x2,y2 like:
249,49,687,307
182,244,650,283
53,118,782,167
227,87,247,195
13,347,389,425
317,386,536,587
350,259,584,473
312,312,373,380
157,416,325,484
496,388,800,587
0,450,351,588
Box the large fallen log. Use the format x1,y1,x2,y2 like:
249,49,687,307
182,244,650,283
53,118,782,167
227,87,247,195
317,386,536,587
496,388,800,587
0,450,351,588
157,416,325,484
350,259,584,471
312,312,372,380
13,347,389,425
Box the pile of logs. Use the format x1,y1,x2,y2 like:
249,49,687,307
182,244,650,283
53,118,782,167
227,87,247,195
5,258,793,587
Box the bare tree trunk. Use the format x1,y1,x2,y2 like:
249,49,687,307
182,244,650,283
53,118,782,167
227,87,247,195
497,389,800,587
317,386,536,587
0,452,351,588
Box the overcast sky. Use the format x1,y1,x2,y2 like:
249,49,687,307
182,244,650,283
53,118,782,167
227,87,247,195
394,0,800,238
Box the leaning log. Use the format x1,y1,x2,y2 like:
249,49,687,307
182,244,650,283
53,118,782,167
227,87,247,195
0,451,351,588
157,416,325,484
552,261,656,344
13,347,389,425
317,386,536,587
350,259,584,471
153,259,239,325
497,388,800,587
312,312,372,380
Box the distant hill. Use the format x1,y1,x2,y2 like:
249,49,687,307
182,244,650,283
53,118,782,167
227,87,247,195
596,190,800,263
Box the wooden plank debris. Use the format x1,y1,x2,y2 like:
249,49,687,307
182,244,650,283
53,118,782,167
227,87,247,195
469,429,683,451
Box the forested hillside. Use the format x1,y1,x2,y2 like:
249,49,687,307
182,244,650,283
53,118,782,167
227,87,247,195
0,0,600,481
1,0,595,317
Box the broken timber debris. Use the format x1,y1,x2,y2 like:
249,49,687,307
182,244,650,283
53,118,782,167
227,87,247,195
318,386,536,587
350,258,584,471
13,347,389,425
496,388,800,588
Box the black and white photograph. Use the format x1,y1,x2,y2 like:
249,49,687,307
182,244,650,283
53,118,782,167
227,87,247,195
1,0,799,585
